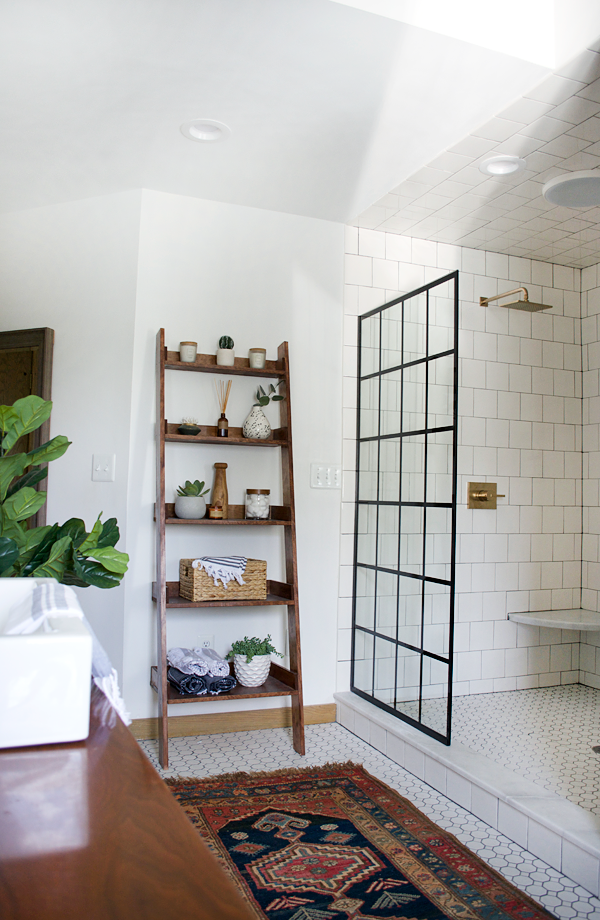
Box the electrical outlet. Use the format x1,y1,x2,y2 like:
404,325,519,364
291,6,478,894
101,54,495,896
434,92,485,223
197,635,214,649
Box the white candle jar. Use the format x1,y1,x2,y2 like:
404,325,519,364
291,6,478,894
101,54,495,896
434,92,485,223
245,488,270,519
248,348,266,369
179,341,197,363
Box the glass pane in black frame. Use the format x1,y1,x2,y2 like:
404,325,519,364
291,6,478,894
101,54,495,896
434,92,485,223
360,314,380,377
355,566,376,631
353,630,374,695
356,504,377,567
358,441,378,502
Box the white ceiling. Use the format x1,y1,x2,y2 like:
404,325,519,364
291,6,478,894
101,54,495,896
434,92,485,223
353,42,600,268
0,0,549,221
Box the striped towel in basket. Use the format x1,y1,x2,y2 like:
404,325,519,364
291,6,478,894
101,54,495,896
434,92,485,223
191,556,247,588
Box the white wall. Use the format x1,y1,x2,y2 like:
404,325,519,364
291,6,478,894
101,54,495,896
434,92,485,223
122,190,344,718
340,229,587,697
0,191,141,676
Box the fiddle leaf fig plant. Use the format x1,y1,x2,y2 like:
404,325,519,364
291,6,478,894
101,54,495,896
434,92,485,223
0,395,129,587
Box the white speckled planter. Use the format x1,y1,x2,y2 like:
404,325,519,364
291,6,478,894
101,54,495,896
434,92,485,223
242,406,271,440
233,654,271,687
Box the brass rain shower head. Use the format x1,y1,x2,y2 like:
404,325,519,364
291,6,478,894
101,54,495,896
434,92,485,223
479,287,550,312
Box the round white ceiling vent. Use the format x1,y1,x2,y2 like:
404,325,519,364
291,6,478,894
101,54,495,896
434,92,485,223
542,171,600,207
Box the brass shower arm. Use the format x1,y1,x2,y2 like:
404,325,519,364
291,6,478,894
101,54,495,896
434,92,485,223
480,287,529,307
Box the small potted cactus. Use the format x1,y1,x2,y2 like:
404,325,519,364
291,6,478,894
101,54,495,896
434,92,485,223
216,335,235,367
174,479,209,519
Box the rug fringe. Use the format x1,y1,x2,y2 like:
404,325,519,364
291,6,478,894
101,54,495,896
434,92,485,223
165,760,363,786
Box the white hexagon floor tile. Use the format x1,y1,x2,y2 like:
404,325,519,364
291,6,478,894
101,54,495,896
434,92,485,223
139,720,600,920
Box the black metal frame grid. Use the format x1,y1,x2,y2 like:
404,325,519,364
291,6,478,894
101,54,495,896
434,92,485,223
350,271,459,745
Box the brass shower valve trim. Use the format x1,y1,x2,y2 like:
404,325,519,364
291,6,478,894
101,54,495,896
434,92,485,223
467,482,505,510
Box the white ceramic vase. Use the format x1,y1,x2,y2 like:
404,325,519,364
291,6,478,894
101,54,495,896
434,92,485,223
216,347,235,366
233,653,271,687
242,405,271,439
174,495,206,519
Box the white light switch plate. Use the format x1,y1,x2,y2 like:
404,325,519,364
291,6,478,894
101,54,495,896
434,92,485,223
310,463,341,489
92,453,116,482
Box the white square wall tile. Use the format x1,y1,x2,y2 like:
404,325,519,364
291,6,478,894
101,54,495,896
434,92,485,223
497,801,528,849
562,841,600,896
527,819,562,869
470,786,498,828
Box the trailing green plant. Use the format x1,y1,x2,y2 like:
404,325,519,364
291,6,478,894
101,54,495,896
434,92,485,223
218,335,234,350
176,479,209,497
0,395,129,588
254,383,283,407
227,634,283,663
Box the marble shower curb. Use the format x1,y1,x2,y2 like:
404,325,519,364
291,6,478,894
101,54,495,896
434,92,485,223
334,690,600,896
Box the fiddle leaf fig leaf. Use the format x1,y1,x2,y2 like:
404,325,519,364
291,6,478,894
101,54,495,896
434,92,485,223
85,545,129,574
6,465,48,498
78,515,103,554
0,454,29,501
57,518,87,546
31,535,72,581
26,435,71,466
0,537,19,575
3,487,47,522
97,517,120,547
1,396,53,452
73,555,123,589
0,405,18,436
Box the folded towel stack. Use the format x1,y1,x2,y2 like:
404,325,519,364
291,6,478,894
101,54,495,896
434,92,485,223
166,647,236,695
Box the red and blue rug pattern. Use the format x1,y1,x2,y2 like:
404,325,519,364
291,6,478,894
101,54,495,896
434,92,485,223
167,762,554,920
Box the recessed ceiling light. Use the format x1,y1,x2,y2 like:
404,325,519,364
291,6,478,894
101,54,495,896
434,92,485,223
542,170,600,207
479,155,526,177
180,119,231,143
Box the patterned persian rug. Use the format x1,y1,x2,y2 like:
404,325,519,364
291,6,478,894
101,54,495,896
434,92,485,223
167,762,553,920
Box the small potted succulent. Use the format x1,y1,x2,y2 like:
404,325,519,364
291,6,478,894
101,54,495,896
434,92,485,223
177,417,200,436
242,383,283,440
227,634,283,687
216,335,235,367
174,479,209,519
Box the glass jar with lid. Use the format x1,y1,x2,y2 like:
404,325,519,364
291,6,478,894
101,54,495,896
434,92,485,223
245,489,270,520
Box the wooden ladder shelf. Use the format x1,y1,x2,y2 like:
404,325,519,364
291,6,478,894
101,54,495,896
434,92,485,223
152,329,304,768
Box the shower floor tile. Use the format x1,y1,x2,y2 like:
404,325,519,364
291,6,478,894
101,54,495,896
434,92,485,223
446,685,600,817
140,720,600,919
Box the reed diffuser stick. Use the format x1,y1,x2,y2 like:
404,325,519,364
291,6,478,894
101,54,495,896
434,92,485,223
215,379,232,413
215,379,232,437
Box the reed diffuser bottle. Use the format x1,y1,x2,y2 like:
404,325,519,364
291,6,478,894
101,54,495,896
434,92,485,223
215,379,232,437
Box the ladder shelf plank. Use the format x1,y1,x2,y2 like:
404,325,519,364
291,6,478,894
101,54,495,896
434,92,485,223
150,666,297,704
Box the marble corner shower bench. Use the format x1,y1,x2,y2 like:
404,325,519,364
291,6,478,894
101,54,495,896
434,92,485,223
507,608,600,630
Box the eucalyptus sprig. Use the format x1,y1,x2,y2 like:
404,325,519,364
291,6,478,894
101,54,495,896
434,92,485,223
254,383,283,407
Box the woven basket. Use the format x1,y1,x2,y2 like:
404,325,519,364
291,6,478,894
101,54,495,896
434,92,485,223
179,558,267,601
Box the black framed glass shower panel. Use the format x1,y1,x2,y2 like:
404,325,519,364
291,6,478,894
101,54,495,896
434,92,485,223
351,271,458,745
